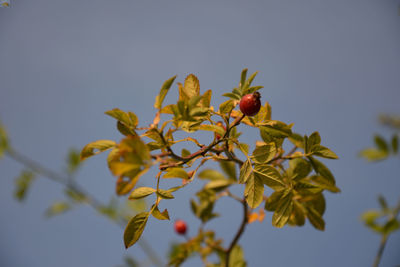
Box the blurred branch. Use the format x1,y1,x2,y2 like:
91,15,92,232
5,148,163,267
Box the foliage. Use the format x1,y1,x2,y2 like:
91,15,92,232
359,115,400,267
81,69,339,266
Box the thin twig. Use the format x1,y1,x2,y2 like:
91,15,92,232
225,197,248,267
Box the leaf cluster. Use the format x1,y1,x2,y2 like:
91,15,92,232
80,69,339,266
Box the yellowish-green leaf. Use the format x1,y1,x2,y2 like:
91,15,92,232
198,124,225,136
14,170,35,201
239,160,252,184
163,168,189,179
198,169,226,181
157,189,174,199
204,179,233,190
154,75,177,109
180,74,200,101
272,189,293,228
124,212,150,248
129,187,156,199
244,173,264,209
308,157,336,186
219,100,235,114
219,161,237,181
265,190,284,212
252,143,276,163
45,202,71,217
80,140,116,160
253,164,285,190
306,206,325,231
151,205,170,220
105,108,138,127
359,148,388,161
311,145,339,159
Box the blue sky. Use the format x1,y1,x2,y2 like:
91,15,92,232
1,1,400,266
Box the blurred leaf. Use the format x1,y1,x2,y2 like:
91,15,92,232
359,148,388,162
64,189,87,203
14,170,35,201
204,179,233,191
265,190,284,211
288,132,304,149
198,124,225,136
157,189,175,199
45,202,71,217
80,140,116,160
229,245,247,267
257,120,292,138
105,108,138,128
124,212,149,248
129,187,156,200
198,169,226,181
240,68,248,89
163,168,189,179
287,158,311,180
66,148,81,174
377,195,388,211
308,157,336,186
0,122,8,158
219,100,235,114
219,161,237,181
374,135,389,152
154,75,177,109
392,134,398,154
307,132,321,152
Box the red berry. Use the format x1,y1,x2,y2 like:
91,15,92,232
174,220,187,235
239,92,261,116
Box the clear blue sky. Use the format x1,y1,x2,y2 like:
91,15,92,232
1,1,400,266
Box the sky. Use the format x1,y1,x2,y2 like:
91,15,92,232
1,0,400,266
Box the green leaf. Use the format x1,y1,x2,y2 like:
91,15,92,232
219,161,237,181
244,173,264,209
377,195,388,211
66,148,81,174
129,187,156,200
308,157,336,186
163,168,189,179
359,148,388,161
222,92,241,100
252,143,276,163
0,122,8,158
265,190,284,211
240,68,248,89
374,135,388,152
105,108,138,128
309,175,341,193
307,132,321,151
229,245,247,267
180,74,200,101
198,169,226,181
45,202,71,217
64,189,87,203
311,145,339,159
204,179,233,190
290,201,306,226
219,100,235,114
288,132,304,149
306,206,325,231
154,75,177,109
392,134,398,154
151,205,170,220
287,158,311,180
157,189,175,199
272,189,293,228
253,164,285,190
124,212,150,248
14,170,35,201
198,124,225,136
239,160,252,184
258,120,292,138
80,140,116,160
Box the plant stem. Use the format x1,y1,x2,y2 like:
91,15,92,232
372,198,400,267
225,197,248,267
6,148,164,267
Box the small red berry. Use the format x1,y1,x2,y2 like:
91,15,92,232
215,121,226,140
239,92,261,116
174,220,187,235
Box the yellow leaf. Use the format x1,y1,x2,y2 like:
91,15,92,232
248,212,258,224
